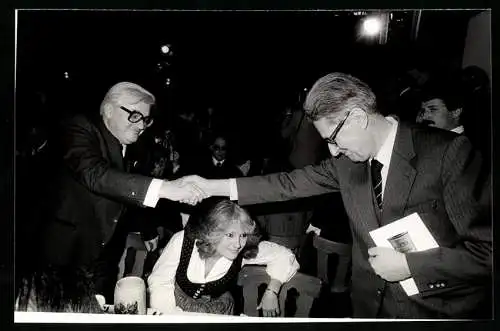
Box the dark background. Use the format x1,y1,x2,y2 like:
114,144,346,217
14,9,479,154
15,11,476,116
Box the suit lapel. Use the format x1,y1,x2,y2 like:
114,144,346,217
96,117,124,171
345,160,381,245
381,123,417,225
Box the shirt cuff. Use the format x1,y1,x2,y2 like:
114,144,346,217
143,179,163,207
229,178,238,201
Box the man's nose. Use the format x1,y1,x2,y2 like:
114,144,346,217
137,120,146,130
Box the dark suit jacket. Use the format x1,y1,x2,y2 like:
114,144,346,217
236,122,491,318
41,114,154,268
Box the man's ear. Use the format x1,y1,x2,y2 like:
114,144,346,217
350,108,369,129
451,108,463,120
103,103,113,119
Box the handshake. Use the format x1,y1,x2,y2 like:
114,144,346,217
158,175,230,205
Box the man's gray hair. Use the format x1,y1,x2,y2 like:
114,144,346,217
303,72,377,121
99,82,156,116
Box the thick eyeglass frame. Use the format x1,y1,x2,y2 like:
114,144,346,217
324,111,350,145
119,105,154,127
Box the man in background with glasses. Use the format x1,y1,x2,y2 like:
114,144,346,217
197,134,243,180
183,73,491,319
29,82,207,304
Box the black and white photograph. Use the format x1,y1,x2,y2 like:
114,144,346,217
12,8,492,322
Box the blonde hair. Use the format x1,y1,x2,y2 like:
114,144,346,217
99,82,155,116
187,199,261,259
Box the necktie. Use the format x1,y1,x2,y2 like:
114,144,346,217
371,159,383,210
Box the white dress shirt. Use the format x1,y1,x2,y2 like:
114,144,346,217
148,230,299,314
212,157,225,167
451,125,464,134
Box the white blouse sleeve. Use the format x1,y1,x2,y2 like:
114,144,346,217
242,241,300,283
147,230,184,314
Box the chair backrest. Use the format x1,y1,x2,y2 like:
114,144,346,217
237,265,321,317
312,235,351,293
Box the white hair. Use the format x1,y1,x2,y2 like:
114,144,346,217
99,82,155,116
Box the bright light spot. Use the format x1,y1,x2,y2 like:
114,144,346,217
165,78,171,86
303,88,308,91
362,17,382,36
64,71,69,79
161,45,170,54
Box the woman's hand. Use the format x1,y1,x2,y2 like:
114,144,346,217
256,289,280,317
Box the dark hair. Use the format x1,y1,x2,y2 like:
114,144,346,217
185,198,261,260
303,72,377,121
16,265,103,313
421,77,465,112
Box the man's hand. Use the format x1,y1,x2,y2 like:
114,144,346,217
144,236,159,252
305,224,322,236
368,247,411,282
178,175,209,190
159,178,208,205
179,175,232,198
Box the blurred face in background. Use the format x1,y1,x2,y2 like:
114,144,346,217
211,137,227,161
417,98,461,130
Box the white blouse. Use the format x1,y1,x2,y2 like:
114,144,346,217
148,230,300,314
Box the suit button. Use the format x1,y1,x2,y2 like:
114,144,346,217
101,242,105,247
131,192,136,196
113,219,118,223
440,282,446,287
376,289,382,295
429,284,434,289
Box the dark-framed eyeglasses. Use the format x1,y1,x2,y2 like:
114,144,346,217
120,106,154,127
324,111,350,145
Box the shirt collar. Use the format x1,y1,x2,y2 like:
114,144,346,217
451,125,464,134
373,116,398,167
212,157,225,166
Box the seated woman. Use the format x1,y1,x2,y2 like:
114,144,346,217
15,264,103,313
148,198,299,316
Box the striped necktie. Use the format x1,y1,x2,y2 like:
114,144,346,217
371,159,383,210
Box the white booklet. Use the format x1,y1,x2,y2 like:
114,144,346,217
369,212,439,296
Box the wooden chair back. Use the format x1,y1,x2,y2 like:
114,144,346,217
237,265,321,317
312,235,351,293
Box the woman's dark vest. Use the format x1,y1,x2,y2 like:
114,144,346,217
175,234,243,299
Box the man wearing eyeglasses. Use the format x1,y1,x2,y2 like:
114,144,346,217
197,134,243,180
36,82,207,303
182,73,491,319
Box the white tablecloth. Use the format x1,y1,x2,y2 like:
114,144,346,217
14,311,356,323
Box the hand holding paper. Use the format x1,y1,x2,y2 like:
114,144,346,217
368,247,411,282
369,212,439,296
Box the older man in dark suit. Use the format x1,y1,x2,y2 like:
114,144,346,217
185,73,491,319
33,82,206,302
